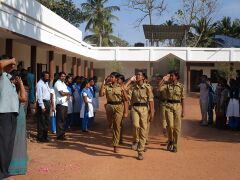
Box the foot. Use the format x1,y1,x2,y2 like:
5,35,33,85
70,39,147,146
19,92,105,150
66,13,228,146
57,135,67,141
37,137,49,143
82,130,89,133
113,146,119,153
171,146,178,153
132,142,138,151
167,141,173,151
163,128,167,137
119,139,123,145
137,153,144,160
144,146,147,152
201,121,208,126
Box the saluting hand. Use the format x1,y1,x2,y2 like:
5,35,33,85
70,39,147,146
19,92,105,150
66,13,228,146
130,75,136,82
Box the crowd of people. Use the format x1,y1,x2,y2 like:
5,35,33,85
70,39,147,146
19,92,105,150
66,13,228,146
199,75,240,130
0,55,186,178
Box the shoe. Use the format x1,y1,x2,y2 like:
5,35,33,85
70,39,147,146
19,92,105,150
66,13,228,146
82,130,89,133
119,139,123,145
37,137,49,143
171,146,177,153
132,142,138,151
145,140,149,145
57,135,67,141
137,153,144,160
167,141,173,151
144,146,147,152
113,146,119,153
163,128,167,137
201,121,208,126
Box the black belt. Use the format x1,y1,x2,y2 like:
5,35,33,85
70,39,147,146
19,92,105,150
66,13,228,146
43,100,50,103
159,99,167,102
133,103,148,107
167,99,181,103
107,101,123,105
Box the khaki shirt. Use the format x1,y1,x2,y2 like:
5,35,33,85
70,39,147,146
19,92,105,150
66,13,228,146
166,82,184,101
105,83,124,102
129,83,154,104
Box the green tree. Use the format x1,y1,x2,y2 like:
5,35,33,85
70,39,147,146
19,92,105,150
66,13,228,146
37,0,83,27
81,0,120,47
216,17,240,38
190,17,217,47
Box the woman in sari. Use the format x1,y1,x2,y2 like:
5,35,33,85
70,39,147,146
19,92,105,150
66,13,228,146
9,71,28,176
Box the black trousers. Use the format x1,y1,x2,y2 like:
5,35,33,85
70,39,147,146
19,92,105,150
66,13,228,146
37,101,50,140
56,105,68,138
0,113,17,179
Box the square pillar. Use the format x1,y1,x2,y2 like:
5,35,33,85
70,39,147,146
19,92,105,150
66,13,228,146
90,62,94,77
77,58,82,76
186,62,190,93
72,57,77,77
5,39,12,57
84,60,88,78
49,51,54,81
31,46,37,80
62,54,67,73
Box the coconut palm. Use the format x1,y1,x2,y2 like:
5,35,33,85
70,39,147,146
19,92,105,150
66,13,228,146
216,17,240,38
81,0,120,46
190,17,218,47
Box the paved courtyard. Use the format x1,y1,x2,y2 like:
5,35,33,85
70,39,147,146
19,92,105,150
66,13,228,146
14,97,240,180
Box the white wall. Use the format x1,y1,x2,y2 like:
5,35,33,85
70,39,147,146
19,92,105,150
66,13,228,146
12,41,30,68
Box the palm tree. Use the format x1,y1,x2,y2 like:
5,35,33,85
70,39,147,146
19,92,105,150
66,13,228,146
191,18,217,47
81,0,120,47
216,16,240,38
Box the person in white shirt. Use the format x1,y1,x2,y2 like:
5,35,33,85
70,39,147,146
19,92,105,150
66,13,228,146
36,71,51,142
54,72,70,140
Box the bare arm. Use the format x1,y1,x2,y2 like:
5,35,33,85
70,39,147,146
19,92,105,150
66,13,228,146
99,79,106,97
0,58,16,73
181,98,185,117
123,101,129,118
16,77,27,103
59,91,70,97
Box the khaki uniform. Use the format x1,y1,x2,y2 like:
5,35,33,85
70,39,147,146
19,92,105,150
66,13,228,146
159,85,167,129
105,84,124,147
129,83,154,154
165,82,184,149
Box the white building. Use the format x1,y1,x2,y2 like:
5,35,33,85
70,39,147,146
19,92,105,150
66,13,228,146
1,0,240,92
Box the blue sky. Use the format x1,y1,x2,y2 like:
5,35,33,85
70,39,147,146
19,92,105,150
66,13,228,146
74,0,240,45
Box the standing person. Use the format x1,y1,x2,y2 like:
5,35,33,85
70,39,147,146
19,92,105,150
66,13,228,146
54,72,70,140
160,71,184,153
215,79,229,129
226,79,239,130
99,72,128,153
80,80,94,132
65,75,74,129
8,73,28,176
117,74,128,144
89,78,97,124
27,67,35,106
158,75,168,136
72,76,84,126
125,71,154,160
0,56,19,179
207,78,215,126
36,71,51,142
199,75,209,126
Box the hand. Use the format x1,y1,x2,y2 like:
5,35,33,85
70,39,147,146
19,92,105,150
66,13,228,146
51,108,55,112
121,84,126,91
123,112,128,118
15,77,23,86
149,111,154,122
181,111,185,118
42,108,46,112
130,75,136,82
11,58,16,65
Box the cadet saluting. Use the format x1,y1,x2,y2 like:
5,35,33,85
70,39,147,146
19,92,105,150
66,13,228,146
126,71,154,160
99,72,128,153
160,70,185,153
